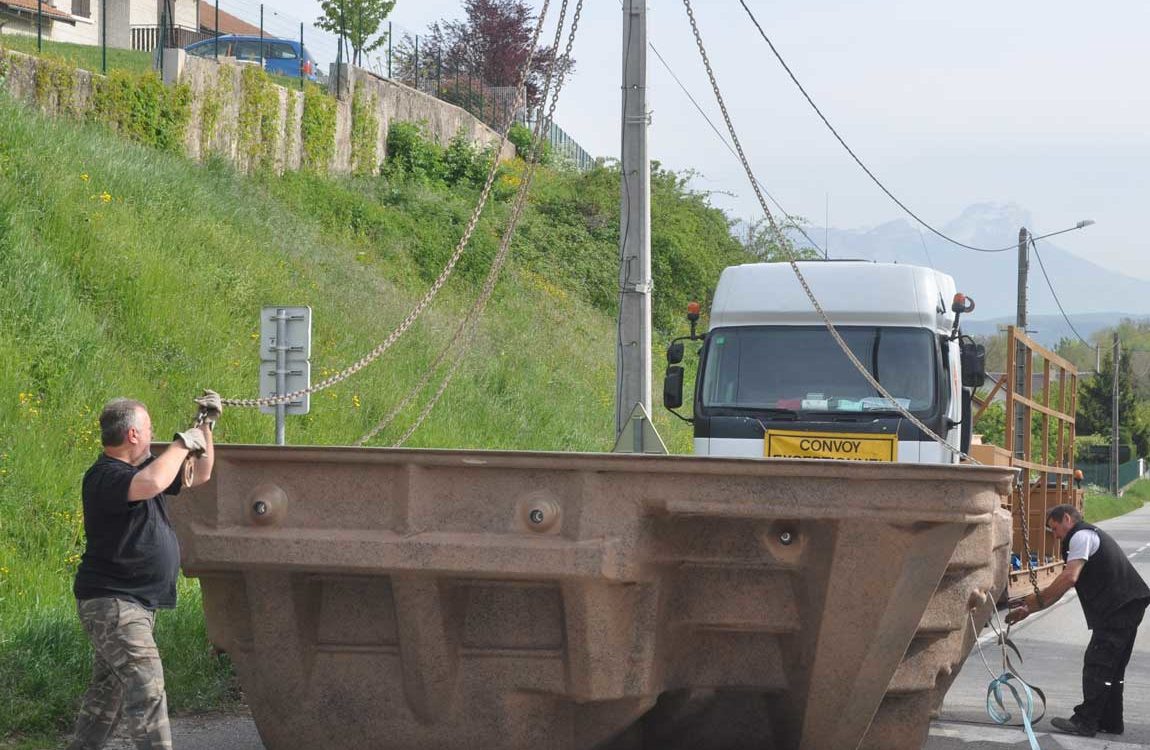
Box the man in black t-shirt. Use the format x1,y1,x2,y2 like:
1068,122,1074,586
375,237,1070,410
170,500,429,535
1007,504,1150,738
67,393,219,750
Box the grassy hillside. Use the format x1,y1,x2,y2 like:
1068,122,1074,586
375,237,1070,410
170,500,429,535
0,90,749,743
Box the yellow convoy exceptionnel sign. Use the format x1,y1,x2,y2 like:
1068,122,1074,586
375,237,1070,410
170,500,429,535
764,429,898,462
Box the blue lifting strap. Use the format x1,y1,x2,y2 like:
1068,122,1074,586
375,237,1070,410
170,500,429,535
986,672,1043,750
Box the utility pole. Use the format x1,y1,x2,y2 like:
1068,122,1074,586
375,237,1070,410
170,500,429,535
1013,227,1030,463
616,0,651,437
1112,331,1121,495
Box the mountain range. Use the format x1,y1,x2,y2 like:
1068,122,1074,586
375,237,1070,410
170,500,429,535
781,203,1150,345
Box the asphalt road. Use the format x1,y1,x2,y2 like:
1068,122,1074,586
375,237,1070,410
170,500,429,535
82,506,1150,750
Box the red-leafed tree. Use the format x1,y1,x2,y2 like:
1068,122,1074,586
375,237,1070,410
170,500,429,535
397,0,574,111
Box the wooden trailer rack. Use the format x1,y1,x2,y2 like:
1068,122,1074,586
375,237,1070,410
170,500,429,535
969,326,1082,601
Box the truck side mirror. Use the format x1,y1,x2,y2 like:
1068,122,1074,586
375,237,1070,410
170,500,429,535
663,366,685,409
667,341,684,365
961,340,987,388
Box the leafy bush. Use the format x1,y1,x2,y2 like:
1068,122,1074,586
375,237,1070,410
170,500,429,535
88,69,191,154
383,121,445,183
384,122,495,190
508,121,551,165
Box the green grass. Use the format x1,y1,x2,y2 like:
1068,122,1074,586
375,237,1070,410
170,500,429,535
0,91,723,742
1121,477,1150,503
0,34,152,75
1083,478,1149,523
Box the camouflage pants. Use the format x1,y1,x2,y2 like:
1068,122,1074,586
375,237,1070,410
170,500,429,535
67,598,172,750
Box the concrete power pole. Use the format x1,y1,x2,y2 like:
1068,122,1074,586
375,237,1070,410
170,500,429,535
1112,331,1121,494
616,0,652,437
1013,227,1030,462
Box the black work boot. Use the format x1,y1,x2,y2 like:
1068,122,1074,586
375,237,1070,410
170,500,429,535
1050,716,1096,737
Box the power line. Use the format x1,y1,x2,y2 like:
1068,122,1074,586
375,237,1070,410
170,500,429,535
737,0,1018,254
1029,236,1095,349
648,41,825,256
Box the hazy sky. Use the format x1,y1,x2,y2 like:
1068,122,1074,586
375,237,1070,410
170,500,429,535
271,0,1149,284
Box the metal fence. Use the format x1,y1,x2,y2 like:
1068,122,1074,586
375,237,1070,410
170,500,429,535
1078,458,1144,491
520,115,595,171
393,57,522,135
130,25,212,52
381,27,595,171
9,2,597,169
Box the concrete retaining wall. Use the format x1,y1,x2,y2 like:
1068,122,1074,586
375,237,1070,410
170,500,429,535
0,47,514,178
1,49,98,115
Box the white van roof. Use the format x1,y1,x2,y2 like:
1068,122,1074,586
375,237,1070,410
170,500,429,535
708,261,959,331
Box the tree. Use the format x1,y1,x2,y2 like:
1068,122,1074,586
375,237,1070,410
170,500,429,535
1077,344,1137,442
739,217,821,262
316,0,396,67
401,0,575,110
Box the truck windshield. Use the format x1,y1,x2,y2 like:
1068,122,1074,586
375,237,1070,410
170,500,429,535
700,326,938,414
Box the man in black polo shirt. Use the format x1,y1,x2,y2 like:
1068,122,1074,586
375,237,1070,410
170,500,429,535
67,394,219,750
1006,503,1150,737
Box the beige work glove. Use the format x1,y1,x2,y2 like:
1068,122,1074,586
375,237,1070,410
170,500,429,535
194,389,222,429
175,427,207,455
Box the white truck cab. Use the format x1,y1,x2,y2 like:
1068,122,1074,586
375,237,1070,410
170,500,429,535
663,261,986,464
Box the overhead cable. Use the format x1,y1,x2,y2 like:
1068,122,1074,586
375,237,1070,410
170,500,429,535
648,41,825,256
737,0,1017,254
1029,237,1095,350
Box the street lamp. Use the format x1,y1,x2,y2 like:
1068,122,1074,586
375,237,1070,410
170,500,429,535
1016,220,1095,332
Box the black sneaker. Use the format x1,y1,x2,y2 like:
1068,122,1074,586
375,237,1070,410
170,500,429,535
1050,716,1096,737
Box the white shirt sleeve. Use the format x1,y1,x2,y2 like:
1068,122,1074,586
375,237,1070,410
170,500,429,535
1066,530,1100,562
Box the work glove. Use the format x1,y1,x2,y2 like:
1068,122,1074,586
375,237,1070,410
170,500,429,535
194,389,222,429
1004,605,1029,625
175,427,208,455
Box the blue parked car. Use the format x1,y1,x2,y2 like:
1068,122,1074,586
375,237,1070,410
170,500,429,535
185,35,319,80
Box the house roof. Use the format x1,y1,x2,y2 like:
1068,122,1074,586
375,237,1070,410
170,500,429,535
198,1,260,36
0,0,75,23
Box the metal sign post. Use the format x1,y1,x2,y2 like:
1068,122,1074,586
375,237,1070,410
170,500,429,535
259,306,312,444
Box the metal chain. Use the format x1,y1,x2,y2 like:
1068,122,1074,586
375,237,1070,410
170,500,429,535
218,0,555,409
362,0,584,448
681,0,976,464
1018,476,1042,597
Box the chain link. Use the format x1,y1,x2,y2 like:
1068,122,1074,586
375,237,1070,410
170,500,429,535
218,0,555,410
1018,476,1043,598
681,0,975,464
359,0,584,447
392,0,585,447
